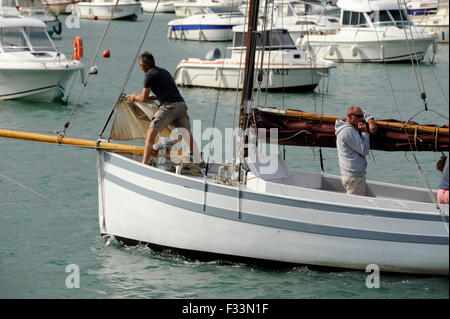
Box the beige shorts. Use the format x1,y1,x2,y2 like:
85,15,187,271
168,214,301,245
150,101,191,132
341,175,367,196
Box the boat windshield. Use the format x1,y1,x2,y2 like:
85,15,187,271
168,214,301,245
0,27,29,52
368,9,410,27
276,3,306,18
233,29,296,50
24,27,56,51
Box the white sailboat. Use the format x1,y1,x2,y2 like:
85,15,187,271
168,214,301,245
0,0,448,275
95,0,448,274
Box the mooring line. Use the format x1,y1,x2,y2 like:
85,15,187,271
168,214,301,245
0,171,98,225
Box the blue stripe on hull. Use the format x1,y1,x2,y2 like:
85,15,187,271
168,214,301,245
103,169,449,245
103,152,449,223
170,24,233,31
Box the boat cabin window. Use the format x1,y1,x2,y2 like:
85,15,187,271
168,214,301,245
369,9,410,27
0,27,28,52
233,30,296,51
342,11,369,27
24,27,55,51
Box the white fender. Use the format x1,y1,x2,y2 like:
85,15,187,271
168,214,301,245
432,39,438,54
269,70,275,87
215,67,219,81
300,37,309,52
328,45,335,56
351,46,358,57
379,45,384,61
179,67,185,86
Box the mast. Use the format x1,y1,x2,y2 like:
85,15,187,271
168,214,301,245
237,0,261,169
239,0,261,132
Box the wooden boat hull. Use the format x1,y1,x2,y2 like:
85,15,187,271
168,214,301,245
98,151,449,274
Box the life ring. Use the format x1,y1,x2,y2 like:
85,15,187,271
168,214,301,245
52,19,62,36
73,36,83,60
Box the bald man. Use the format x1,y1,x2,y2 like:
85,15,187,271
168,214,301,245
335,106,378,196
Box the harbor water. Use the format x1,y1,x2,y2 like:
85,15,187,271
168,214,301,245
0,13,448,299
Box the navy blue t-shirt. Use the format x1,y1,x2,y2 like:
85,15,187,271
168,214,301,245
144,66,184,105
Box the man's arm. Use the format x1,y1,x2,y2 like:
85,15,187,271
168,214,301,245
363,110,378,134
126,87,153,103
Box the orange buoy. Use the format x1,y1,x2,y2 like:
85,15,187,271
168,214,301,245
94,16,98,20
73,36,83,60
102,50,111,58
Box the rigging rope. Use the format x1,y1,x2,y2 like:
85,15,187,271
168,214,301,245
367,0,447,219
98,0,162,139
61,0,122,136
0,171,98,225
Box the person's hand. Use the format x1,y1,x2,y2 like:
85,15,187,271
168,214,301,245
126,94,136,103
358,122,368,133
368,120,378,134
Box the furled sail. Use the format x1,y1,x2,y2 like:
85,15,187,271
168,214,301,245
254,107,449,152
109,101,173,140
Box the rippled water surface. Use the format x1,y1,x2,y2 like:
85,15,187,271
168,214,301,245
0,13,448,299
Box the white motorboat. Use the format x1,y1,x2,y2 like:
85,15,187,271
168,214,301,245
141,0,179,13
0,16,83,101
412,0,449,43
75,0,142,20
300,0,437,63
406,0,438,16
167,7,245,41
270,0,340,44
173,27,336,90
174,0,243,18
42,0,81,15
0,0,63,37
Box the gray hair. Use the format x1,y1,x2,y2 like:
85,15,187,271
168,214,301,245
139,51,155,68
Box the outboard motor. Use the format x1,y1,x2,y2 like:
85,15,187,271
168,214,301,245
205,48,221,61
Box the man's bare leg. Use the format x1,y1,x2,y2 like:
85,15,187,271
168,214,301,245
142,127,160,164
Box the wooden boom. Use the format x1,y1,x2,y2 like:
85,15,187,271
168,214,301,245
259,108,449,136
0,129,145,155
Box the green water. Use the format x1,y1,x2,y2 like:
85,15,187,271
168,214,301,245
0,13,448,299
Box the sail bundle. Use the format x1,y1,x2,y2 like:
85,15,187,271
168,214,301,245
254,108,449,152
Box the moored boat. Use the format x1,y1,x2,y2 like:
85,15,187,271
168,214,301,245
0,0,63,37
411,0,449,43
173,27,336,90
75,0,142,20
0,16,83,101
300,0,438,63
167,7,245,41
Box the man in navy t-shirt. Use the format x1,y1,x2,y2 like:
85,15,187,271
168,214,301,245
126,52,200,165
